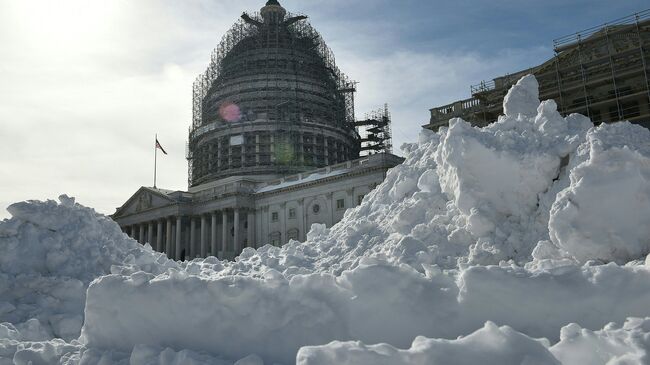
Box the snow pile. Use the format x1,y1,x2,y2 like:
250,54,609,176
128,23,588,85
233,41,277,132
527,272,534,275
0,196,177,342
297,321,560,365
298,318,650,365
80,259,650,364
551,317,650,364
209,74,643,276
548,122,650,264
3,74,650,364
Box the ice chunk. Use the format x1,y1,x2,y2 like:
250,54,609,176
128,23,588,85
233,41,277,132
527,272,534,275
549,122,650,263
503,74,539,118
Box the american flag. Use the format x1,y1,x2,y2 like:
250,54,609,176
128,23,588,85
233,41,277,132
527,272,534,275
155,138,168,155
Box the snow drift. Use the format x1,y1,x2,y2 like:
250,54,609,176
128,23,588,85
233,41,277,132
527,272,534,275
2,74,650,364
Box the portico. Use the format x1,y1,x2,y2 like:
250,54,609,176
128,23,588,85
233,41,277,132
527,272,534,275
114,186,258,260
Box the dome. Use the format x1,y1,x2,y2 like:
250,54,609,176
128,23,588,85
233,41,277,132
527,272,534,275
187,2,360,187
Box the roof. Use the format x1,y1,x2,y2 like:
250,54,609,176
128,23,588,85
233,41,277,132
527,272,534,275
145,187,175,195
265,0,281,5
255,153,404,194
256,168,351,193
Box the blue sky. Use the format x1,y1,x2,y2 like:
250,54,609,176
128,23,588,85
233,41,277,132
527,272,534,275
0,0,647,218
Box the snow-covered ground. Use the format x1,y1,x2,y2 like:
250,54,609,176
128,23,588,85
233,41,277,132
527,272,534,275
2,75,650,364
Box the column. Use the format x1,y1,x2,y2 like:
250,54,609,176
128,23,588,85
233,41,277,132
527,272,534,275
222,210,228,256
347,188,354,210
255,208,262,249
327,192,335,227
228,143,232,169
255,134,260,164
279,203,286,245
299,133,304,164
233,208,240,254
200,214,207,257
211,212,218,257
247,210,255,249
297,198,305,241
156,219,163,252
176,216,183,260
171,223,176,260
217,139,222,169
324,137,329,165
241,141,245,167
190,217,197,259
263,206,270,245
270,135,275,162
165,217,172,256
147,222,154,245
139,224,145,244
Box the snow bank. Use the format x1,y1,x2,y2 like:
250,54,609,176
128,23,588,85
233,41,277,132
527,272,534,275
0,196,177,342
548,122,650,264
3,74,650,364
297,321,560,365
551,317,650,364
81,259,650,363
297,318,650,365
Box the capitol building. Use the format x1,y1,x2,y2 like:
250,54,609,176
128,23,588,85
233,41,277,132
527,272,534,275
112,1,402,260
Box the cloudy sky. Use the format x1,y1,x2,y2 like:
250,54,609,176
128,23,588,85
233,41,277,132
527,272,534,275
1,0,647,219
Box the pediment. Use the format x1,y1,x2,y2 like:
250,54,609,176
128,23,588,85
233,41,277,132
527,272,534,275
114,187,177,218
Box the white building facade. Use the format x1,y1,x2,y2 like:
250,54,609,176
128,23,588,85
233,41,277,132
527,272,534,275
112,153,402,260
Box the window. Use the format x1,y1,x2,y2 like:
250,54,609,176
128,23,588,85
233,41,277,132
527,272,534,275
312,204,320,214
357,194,365,205
288,208,296,219
271,212,278,222
287,228,299,241
336,199,345,210
270,231,281,246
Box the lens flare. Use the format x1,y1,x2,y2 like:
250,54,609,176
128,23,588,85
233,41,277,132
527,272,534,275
219,102,241,122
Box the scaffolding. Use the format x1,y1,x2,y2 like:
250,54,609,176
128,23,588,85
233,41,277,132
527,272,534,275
187,3,362,187
355,104,393,155
425,9,650,131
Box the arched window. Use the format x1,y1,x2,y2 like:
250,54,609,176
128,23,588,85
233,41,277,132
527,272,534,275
269,231,281,246
287,228,299,241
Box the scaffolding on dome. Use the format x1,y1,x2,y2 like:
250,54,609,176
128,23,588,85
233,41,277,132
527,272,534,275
189,11,357,131
186,9,363,187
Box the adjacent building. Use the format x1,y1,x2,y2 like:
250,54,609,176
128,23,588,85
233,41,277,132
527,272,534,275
424,9,650,131
112,1,402,260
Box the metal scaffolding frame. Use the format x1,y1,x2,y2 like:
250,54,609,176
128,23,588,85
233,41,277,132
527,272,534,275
185,6,375,188
355,104,393,155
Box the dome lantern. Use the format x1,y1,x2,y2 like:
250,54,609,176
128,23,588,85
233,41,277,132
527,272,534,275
260,0,286,24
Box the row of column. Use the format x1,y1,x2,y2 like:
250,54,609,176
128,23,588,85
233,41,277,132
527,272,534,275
124,208,254,261
202,133,353,170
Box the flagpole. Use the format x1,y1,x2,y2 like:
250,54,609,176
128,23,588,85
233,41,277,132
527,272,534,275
154,133,158,189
